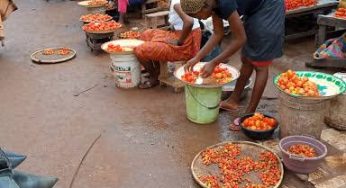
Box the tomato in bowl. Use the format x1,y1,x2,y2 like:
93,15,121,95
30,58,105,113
239,113,279,140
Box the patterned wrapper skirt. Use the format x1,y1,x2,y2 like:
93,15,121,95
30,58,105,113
134,28,202,63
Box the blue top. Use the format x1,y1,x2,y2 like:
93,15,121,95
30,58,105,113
214,0,264,19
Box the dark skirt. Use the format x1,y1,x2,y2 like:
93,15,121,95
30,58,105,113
242,0,285,61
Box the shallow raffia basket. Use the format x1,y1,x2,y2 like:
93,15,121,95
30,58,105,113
31,47,76,64
191,141,284,188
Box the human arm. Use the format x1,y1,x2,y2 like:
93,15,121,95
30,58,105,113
167,4,194,46
185,13,225,72
200,11,246,78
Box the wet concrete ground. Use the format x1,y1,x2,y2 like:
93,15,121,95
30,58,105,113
0,1,326,188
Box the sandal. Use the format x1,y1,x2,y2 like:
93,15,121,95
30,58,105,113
138,80,159,89
219,101,244,112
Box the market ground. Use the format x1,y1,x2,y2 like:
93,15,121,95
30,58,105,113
0,1,324,188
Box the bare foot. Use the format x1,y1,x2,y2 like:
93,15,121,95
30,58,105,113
220,99,240,111
139,79,159,89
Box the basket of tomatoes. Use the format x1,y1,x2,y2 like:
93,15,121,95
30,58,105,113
82,21,122,34
279,135,327,173
80,13,113,23
335,8,346,19
118,31,141,39
285,0,317,11
239,113,278,140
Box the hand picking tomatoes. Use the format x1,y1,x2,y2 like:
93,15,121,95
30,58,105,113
335,8,346,19
181,71,199,84
277,70,319,97
287,144,317,158
200,143,281,188
107,44,124,53
119,31,141,39
80,13,112,23
82,21,122,32
181,65,232,85
285,0,317,11
242,113,276,131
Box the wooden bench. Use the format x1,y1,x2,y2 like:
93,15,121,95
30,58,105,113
141,0,168,16
145,10,169,29
159,61,185,92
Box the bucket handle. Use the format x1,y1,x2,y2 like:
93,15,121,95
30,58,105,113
289,154,306,162
186,86,219,110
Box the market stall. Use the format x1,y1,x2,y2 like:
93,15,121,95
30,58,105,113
285,0,338,40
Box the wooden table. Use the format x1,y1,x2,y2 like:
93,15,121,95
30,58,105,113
316,13,346,46
285,0,338,40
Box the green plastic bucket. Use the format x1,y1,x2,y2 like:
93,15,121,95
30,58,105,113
185,85,222,124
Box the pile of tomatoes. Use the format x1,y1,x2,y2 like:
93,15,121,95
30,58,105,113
82,21,121,32
285,0,317,11
199,143,281,188
181,71,199,84
287,144,317,158
80,13,112,23
242,113,276,131
107,44,124,53
56,48,70,55
119,31,141,39
181,65,232,84
277,70,319,97
335,8,346,19
88,0,107,6
211,66,232,84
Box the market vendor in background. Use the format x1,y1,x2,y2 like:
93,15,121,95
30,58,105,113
181,0,285,115
134,0,201,89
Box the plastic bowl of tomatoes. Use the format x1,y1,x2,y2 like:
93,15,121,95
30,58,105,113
239,113,279,140
279,135,327,173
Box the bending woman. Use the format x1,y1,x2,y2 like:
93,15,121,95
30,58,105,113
181,0,285,114
134,0,201,89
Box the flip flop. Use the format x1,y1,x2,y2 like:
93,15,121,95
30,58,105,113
229,117,241,131
138,80,159,89
219,101,244,112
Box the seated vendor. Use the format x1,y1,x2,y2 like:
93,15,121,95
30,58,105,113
134,0,201,89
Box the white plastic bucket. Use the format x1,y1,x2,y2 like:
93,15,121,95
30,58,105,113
110,54,141,88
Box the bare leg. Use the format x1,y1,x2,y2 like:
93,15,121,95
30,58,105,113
221,57,254,110
245,65,269,113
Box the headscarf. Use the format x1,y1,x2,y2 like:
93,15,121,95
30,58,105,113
180,0,206,14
